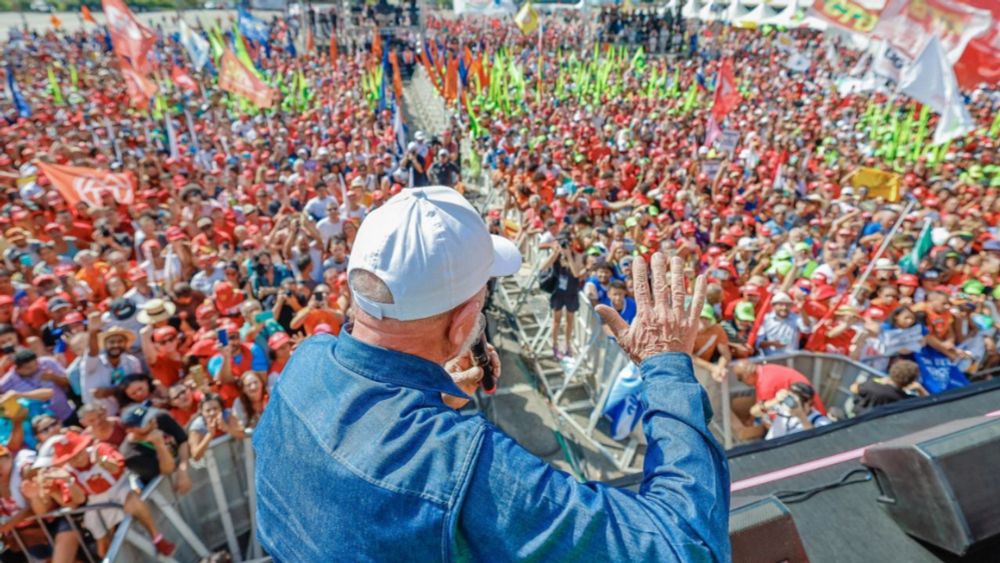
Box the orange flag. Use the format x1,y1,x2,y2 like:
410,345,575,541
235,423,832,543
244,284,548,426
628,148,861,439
50,14,62,28
81,5,96,23
389,50,403,102
119,57,157,109
219,48,276,108
444,58,459,102
329,33,338,67
306,28,315,54
36,161,135,209
372,28,382,60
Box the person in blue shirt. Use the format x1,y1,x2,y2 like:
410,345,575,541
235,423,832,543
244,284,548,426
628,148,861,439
254,187,728,562
601,279,637,325
583,261,613,305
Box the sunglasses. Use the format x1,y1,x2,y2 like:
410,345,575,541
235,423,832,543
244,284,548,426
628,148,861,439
36,422,59,435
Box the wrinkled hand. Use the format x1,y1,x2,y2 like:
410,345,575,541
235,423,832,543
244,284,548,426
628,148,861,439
442,346,500,410
596,254,707,364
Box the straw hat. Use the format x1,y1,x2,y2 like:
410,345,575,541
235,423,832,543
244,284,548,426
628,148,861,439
137,299,176,325
98,325,136,349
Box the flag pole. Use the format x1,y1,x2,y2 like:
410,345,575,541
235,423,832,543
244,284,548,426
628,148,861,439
848,197,917,302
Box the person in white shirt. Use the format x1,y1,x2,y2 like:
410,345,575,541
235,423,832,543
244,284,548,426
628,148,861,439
190,255,226,295
304,182,338,221
757,291,813,356
765,382,831,439
316,203,345,246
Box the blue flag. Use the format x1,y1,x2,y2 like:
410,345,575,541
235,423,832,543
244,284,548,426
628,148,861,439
602,363,645,440
238,7,271,45
286,30,297,58
5,67,32,118
914,346,969,394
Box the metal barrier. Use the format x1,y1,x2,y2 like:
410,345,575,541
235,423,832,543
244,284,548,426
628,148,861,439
476,167,891,475
105,435,265,563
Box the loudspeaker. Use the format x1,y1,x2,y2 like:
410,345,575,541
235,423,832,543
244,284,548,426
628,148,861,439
861,416,1000,555
729,496,809,563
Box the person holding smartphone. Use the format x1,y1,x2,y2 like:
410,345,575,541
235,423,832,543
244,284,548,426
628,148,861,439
289,284,343,336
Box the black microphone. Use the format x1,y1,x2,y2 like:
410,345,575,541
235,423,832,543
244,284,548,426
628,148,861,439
471,331,496,395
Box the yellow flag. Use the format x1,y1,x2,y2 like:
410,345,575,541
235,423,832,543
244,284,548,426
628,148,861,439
515,1,539,35
622,0,634,13
851,167,900,202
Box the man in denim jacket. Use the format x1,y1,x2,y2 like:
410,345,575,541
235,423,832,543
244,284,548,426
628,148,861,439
254,186,730,561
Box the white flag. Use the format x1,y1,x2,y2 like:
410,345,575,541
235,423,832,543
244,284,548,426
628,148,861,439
179,20,210,71
785,51,811,73
899,36,975,144
898,37,974,144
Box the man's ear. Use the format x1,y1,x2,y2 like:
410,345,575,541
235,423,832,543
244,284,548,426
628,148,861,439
447,298,481,349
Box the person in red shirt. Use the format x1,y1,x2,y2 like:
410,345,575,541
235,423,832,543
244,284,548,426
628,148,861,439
140,326,185,388
41,431,175,556
731,360,828,440
806,305,860,355
167,383,203,428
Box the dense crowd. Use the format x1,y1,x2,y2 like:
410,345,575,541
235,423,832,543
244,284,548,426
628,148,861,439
442,13,1000,439
0,8,447,560
0,3,996,558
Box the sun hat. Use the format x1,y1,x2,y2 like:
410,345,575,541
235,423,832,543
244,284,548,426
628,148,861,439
137,299,176,325
347,186,521,321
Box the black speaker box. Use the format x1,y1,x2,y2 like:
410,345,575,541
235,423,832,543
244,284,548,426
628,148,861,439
861,416,1000,555
729,495,809,563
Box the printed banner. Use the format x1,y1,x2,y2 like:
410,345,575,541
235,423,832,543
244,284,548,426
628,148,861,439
119,57,157,109
914,346,969,394
809,0,884,34
36,161,135,208
851,167,901,201
873,0,992,63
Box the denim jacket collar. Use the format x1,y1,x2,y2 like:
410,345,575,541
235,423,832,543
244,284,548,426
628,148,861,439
333,331,470,400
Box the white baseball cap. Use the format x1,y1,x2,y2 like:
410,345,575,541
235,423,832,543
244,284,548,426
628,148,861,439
348,186,521,321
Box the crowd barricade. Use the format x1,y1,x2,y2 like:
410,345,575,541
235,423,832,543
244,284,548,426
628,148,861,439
105,436,265,563
477,169,891,473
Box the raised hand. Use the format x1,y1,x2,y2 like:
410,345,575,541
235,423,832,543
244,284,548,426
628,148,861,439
596,254,707,364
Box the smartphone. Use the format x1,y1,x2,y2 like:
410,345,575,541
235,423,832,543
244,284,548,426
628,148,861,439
254,311,274,324
217,329,229,347
189,365,206,387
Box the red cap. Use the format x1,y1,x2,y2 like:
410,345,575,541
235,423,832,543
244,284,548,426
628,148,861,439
268,332,291,350
127,268,147,282
165,227,186,242
153,326,178,343
897,274,919,287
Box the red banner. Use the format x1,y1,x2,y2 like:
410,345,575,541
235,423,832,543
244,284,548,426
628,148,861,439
874,0,991,61
36,162,135,209
102,0,157,76
954,0,1000,88
218,48,275,108
119,57,157,109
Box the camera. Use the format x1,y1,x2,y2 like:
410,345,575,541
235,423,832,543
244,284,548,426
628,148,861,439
782,394,799,409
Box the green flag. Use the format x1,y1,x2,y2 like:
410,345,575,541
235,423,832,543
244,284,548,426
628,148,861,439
681,82,698,113
990,111,1000,139
47,66,64,105
69,65,79,90
898,220,933,274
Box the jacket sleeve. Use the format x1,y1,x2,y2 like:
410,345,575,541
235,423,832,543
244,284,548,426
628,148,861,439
458,352,730,562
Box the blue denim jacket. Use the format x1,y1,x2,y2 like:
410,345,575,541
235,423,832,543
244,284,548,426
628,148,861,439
254,333,730,562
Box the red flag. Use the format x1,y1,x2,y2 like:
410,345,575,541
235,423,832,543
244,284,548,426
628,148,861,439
954,0,1000,89
710,58,742,122
219,48,276,108
119,57,157,109
747,293,773,351
306,28,315,54
170,65,199,93
102,0,157,76
36,161,135,209
329,33,338,66
81,5,96,23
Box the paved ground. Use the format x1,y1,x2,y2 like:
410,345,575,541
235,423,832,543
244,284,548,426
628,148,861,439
0,9,283,34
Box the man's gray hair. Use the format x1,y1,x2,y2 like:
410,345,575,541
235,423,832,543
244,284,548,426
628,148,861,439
349,270,395,304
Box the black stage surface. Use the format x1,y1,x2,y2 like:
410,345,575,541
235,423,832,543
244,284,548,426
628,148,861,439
612,378,1000,562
